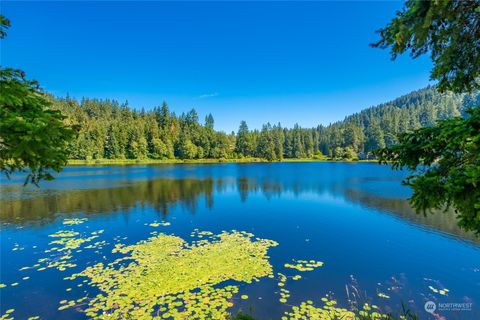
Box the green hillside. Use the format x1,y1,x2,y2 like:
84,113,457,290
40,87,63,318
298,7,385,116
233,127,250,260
52,87,479,161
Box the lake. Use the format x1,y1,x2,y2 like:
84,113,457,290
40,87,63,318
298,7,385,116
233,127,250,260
1,162,479,319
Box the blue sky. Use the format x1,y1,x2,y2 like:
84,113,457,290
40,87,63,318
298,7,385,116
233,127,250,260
2,1,433,132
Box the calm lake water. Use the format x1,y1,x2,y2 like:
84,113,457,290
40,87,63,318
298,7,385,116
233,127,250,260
1,162,479,319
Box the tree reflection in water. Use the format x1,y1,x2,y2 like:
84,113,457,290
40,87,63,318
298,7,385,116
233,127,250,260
1,176,476,242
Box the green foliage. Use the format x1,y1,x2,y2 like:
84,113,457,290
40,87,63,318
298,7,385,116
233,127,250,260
177,137,198,159
129,136,148,159
365,119,386,151
372,0,480,93
377,107,480,234
235,120,255,157
344,123,364,152
333,146,344,159
0,15,10,39
205,113,215,129
374,1,480,234
66,230,278,318
151,137,174,159
0,16,76,185
344,146,358,161
0,68,77,185
319,87,475,158
282,297,404,320
257,123,277,161
58,98,240,161
50,86,477,162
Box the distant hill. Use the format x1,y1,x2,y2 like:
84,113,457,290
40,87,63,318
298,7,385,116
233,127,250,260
316,86,479,157
52,87,479,161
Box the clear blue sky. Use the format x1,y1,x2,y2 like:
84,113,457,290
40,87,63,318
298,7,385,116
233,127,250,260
2,1,433,132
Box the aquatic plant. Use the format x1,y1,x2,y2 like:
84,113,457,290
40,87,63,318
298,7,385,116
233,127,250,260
283,298,355,319
427,285,449,295
5,222,424,320
377,292,390,299
277,272,287,287
49,230,80,238
62,218,88,225
18,228,104,273
275,258,323,304
284,259,323,272
65,230,278,318
282,297,395,320
147,221,171,227
279,288,290,303
48,233,98,252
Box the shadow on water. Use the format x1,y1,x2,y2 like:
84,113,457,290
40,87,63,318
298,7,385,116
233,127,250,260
1,173,477,243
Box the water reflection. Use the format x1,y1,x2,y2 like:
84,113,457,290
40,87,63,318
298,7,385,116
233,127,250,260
342,188,476,242
1,179,218,224
1,175,476,242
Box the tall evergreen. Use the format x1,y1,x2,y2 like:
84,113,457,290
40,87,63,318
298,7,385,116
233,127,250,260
235,121,253,157
205,114,214,130
49,86,478,161
257,124,276,161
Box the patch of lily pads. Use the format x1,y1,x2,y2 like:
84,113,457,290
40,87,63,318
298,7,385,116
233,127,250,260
279,288,291,303
63,230,278,318
284,259,323,272
0,310,39,320
428,285,449,295
0,309,14,320
18,221,106,274
147,221,171,227
377,292,390,299
274,258,324,305
3,221,436,319
62,218,88,226
282,297,390,320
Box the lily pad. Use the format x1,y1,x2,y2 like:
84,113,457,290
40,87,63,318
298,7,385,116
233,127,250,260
65,230,278,319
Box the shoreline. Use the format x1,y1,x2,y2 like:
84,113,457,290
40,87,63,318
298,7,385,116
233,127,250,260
67,158,378,166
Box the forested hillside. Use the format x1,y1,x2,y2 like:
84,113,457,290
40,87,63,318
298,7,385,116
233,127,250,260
54,86,479,161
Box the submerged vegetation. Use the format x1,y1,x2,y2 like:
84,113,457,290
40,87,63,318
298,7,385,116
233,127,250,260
2,217,423,320
284,298,386,320
66,230,278,318
58,227,409,319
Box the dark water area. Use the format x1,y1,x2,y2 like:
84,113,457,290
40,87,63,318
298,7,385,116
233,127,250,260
1,163,479,319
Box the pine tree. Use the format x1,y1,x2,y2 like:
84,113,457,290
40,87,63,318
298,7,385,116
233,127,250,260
257,124,276,161
235,121,253,157
365,119,385,152
158,101,170,130
273,123,284,160
205,113,214,130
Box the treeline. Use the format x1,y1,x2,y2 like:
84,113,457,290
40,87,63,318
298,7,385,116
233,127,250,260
53,86,479,161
